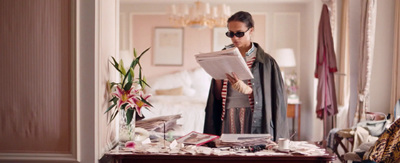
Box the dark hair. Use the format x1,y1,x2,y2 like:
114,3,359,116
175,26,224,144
227,11,254,28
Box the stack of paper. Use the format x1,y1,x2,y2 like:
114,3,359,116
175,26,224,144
136,114,182,132
216,134,275,147
195,48,254,80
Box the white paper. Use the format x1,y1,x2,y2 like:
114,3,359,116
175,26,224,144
169,139,178,149
219,134,272,142
195,48,254,80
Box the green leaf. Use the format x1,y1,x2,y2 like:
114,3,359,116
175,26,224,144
104,103,116,114
133,48,138,58
124,81,132,91
129,67,135,80
130,47,150,69
109,96,117,102
109,108,119,124
141,98,153,107
142,77,151,88
126,109,134,125
138,68,144,88
121,103,128,110
110,57,123,74
119,59,126,75
138,47,151,59
127,67,134,83
130,59,139,70
109,82,120,89
121,69,129,87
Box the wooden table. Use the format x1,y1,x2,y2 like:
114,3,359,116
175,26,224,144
287,103,301,140
102,151,336,163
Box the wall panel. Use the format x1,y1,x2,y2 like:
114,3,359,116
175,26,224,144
0,0,77,161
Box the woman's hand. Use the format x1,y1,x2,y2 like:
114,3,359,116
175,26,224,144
226,72,239,84
226,72,252,95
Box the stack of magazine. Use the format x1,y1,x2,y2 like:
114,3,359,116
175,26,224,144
215,134,275,147
195,47,254,80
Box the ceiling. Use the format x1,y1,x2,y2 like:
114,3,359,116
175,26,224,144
120,0,313,4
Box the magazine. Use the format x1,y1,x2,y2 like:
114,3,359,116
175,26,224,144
195,47,254,80
176,131,219,146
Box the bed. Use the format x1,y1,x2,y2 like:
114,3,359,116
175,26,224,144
141,68,212,136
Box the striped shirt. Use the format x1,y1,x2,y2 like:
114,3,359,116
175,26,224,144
221,43,257,120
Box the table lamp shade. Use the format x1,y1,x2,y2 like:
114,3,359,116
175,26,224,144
273,48,296,67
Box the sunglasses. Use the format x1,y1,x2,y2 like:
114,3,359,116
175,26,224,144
225,28,250,38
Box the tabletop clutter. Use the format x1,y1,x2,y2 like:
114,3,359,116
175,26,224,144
110,114,328,157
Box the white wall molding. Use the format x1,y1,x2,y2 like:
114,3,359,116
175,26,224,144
0,153,78,162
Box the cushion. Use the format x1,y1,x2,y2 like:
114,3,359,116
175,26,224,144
189,68,212,99
146,70,193,96
155,87,183,96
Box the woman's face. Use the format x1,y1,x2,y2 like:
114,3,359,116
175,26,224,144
227,21,253,49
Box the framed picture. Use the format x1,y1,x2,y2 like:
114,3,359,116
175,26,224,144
176,131,219,146
153,27,183,66
213,27,231,51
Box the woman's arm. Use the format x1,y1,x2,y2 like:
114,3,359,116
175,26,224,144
226,72,253,95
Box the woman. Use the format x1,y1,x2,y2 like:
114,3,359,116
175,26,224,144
203,11,289,141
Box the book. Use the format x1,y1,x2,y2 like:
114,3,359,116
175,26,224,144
195,48,254,80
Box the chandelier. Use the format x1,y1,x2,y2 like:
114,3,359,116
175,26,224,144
167,1,231,29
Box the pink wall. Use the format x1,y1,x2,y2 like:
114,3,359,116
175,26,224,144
131,14,266,78
0,0,71,153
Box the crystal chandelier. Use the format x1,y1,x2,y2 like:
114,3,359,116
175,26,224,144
167,1,231,29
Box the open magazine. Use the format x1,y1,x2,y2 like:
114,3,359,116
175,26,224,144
195,47,254,80
176,131,219,146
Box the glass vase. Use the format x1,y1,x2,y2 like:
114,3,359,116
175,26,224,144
119,109,136,144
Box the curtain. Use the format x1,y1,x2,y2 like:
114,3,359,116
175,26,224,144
354,0,377,124
390,0,400,121
336,0,352,131
338,0,349,107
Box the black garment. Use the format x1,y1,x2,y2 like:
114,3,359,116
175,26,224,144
203,43,289,141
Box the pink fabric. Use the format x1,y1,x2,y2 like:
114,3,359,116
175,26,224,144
315,4,338,120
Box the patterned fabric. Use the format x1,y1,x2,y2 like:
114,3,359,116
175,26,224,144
222,107,252,134
363,119,400,163
220,56,256,120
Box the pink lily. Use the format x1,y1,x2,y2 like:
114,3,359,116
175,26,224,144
112,86,137,110
127,91,151,117
125,141,135,148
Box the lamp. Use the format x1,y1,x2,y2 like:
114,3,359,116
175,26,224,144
273,48,298,100
167,1,231,29
273,48,296,68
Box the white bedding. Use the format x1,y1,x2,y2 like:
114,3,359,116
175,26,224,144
142,95,206,136
142,68,211,136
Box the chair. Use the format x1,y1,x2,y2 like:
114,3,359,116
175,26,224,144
363,118,400,162
331,112,388,163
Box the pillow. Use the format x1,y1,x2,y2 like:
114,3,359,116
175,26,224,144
189,68,212,99
155,87,183,96
146,70,193,95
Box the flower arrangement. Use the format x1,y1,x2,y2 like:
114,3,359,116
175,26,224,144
285,71,298,98
106,48,152,125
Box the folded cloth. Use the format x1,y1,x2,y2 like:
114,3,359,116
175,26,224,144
343,152,362,162
326,128,340,150
344,142,376,161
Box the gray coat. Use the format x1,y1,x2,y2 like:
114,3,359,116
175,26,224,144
203,43,289,141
